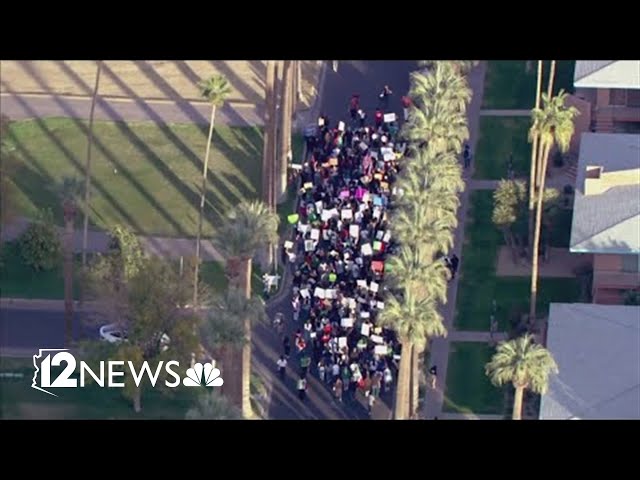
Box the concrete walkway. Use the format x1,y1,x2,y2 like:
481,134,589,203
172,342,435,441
2,217,224,262
480,109,530,117
0,92,265,127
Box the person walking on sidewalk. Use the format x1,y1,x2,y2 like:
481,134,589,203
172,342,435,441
429,365,438,389
463,143,471,169
449,253,459,280
367,391,376,417
277,355,287,381
401,95,412,121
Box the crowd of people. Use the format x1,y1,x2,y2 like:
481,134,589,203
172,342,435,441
277,87,408,415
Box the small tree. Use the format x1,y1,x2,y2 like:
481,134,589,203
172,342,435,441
18,208,61,271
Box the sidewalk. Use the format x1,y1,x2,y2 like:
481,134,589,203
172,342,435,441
2,217,224,262
480,109,530,117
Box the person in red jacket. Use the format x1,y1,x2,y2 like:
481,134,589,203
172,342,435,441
401,95,412,121
374,108,383,128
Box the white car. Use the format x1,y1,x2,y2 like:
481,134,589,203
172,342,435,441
99,323,170,351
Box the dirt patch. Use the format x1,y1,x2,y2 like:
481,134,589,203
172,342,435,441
0,61,322,109
496,246,592,277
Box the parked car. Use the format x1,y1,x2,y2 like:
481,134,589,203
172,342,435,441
99,323,170,351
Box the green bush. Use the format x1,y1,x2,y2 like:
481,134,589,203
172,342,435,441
18,209,61,271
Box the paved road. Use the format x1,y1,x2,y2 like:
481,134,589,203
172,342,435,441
318,61,414,129
255,61,416,420
0,307,99,355
0,93,264,127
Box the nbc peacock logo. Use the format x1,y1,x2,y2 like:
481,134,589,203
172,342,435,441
182,363,224,387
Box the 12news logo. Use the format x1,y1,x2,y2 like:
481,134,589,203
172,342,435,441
32,349,223,397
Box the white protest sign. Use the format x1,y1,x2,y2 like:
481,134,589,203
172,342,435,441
369,282,379,293
360,311,370,319
383,231,391,243
298,223,311,234
284,240,294,249
361,243,373,256
338,337,348,348
315,201,324,213
341,209,353,220
374,345,388,355
338,121,345,132
349,224,360,238
341,318,354,328
356,279,367,288
310,229,320,241
300,288,310,298
314,287,326,299
371,334,384,344
383,113,396,123
361,323,371,337
347,298,356,309
325,289,337,299
377,301,385,310
305,240,315,252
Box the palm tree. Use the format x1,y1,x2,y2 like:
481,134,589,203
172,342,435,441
81,60,103,269
529,92,578,321
527,60,544,252
379,291,447,419
204,287,264,413
277,60,293,201
262,61,276,209
193,75,232,307
56,177,83,347
409,65,472,113
186,391,242,420
213,201,278,418
403,103,469,155
418,60,479,76
485,334,558,420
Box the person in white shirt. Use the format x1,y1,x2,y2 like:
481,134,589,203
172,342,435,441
277,355,287,380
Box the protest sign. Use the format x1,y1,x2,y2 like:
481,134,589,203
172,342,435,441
287,214,299,224
341,318,353,328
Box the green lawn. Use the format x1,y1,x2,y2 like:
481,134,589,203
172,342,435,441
473,116,532,180
443,342,505,415
454,191,582,331
482,60,576,110
0,358,199,419
0,240,236,300
5,118,302,238
0,241,81,299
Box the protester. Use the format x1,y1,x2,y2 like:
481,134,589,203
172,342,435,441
277,355,287,380
401,95,412,121
463,144,471,169
379,85,393,109
282,91,412,412
297,376,308,401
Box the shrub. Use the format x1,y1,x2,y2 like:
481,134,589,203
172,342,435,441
18,208,61,271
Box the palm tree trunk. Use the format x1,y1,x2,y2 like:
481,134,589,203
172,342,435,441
133,386,142,413
271,62,281,211
528,60,543,253
82,60,102,269
277,60,293,201
296,61,303,104
193,104,217,306
239,257,253,418
529,141,551,321
410,344,421,418
512,385,525,420
394,340,412,420
536,60,557,189
63,205,75,347
263,61,275,207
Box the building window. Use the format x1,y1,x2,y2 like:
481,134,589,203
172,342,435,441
609,89,627,106
621,254,640,273
627,90,640,107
